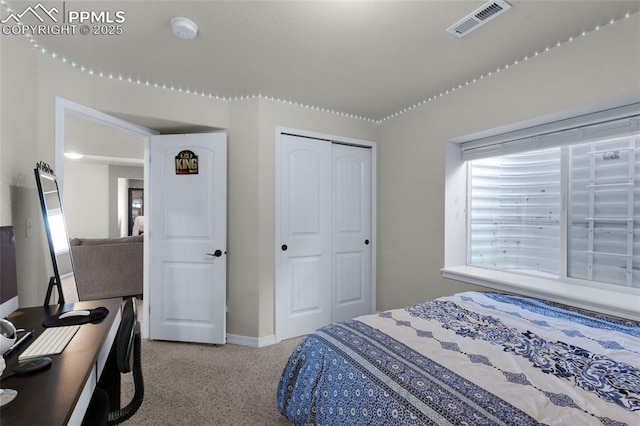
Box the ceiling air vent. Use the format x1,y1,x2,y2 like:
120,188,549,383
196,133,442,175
446,0,512,38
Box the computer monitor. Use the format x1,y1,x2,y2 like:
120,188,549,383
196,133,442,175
0,226,19,318
34,164,80,305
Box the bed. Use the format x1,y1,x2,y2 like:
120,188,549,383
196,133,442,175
277,291,639,425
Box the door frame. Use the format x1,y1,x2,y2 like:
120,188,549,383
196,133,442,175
54,97,157,337
274,126,377,342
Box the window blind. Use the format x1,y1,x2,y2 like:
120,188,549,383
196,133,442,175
469,148,561,277
568,134,640,287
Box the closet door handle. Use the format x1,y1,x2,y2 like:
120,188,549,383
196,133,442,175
365,239,370,245
207,249,223,257
281,244,288,251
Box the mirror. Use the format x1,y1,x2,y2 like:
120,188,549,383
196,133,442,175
63,111,145,239
128,188,144,236
34,162,79,305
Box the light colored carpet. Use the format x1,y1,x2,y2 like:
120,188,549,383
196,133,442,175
120,302,299,425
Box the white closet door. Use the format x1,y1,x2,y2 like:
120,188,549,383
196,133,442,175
332,144,372,322
276,134,332,340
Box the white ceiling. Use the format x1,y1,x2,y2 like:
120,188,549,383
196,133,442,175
5,0,640,122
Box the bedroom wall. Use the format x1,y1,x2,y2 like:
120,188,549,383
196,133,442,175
1,31,379,341
0,33,229,309
62,161,144,240
225,97,379,339
6,11,637,340
375,13,640,311
227,99,261,338
0,30,43,307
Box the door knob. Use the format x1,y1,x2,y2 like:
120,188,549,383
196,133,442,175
281,244,288,251
206,249,223,257
365,239,370,245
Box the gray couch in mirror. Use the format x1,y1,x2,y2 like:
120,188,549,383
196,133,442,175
70,235,143,300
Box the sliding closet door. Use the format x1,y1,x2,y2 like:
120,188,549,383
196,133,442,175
276,134,333,340
276,131,375,341
332,144,372,322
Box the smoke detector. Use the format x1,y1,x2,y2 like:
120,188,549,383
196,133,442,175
446,0,512,38
171,17,198,40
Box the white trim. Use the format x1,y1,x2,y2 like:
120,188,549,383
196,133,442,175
226,333,277,348
450,93,640,145
54,97,157,339
442,265,640,322
559,146,569,278
68,307,121,426
274,126,377,342
445,94,640,322
142,132,150,341
54,97,157,189
277,126,378,149
68,366,96,426
68,154,144,166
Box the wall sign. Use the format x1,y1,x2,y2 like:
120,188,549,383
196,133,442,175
175,150,199,175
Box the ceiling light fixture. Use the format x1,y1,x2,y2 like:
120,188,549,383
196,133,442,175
171,17,198,40
64,153,84,160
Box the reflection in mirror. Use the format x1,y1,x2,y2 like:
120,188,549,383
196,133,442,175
63,111,145,239
34,162,79,306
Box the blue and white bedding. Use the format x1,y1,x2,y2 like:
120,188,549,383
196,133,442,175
277,292,640,425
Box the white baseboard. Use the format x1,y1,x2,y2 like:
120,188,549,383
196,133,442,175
226,333,277,348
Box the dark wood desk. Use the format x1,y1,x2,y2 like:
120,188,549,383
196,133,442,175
1,298,122,426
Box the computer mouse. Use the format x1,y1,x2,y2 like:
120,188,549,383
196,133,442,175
59,310,91,319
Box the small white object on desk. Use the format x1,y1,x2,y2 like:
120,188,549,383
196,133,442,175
59,310,91,319
0,356,18,406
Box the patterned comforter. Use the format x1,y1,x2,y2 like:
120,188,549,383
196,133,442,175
277,292,640,425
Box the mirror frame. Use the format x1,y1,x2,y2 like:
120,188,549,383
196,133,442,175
34,162,79,305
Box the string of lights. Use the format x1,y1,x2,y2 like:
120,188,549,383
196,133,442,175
0,1,635,124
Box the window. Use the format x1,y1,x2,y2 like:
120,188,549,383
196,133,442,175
569,136,640,287
469,148,561,278
444,99,640,320
469,135,640,289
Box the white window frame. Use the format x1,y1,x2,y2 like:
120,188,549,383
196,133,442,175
443,94,640,322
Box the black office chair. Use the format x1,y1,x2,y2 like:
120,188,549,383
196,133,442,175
83,297,144,425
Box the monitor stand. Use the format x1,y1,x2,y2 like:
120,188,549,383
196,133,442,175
43,276,64,307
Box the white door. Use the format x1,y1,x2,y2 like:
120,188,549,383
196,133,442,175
148,133,227,344
276,134,333,339
276,133,373,340
332,144,372,322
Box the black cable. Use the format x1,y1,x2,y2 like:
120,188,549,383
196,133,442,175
107,331,144,425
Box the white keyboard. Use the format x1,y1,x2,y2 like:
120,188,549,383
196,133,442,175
18,325,80,361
